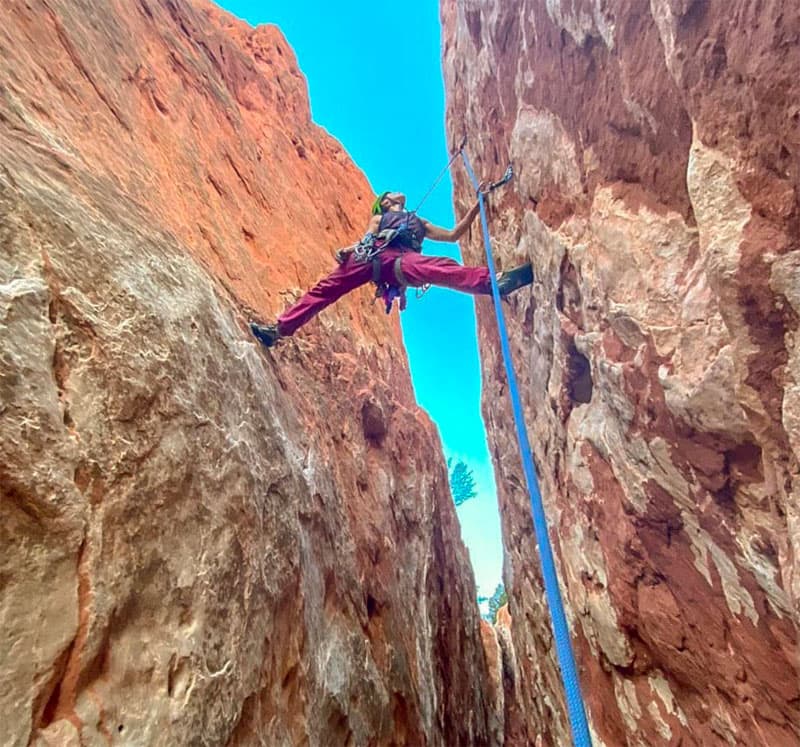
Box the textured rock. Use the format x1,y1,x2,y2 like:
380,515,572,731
0,1,493,744
443,0,799,744
482,605,529,747
478,619,504,746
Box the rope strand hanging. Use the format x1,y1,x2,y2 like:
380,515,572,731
460,146,593,747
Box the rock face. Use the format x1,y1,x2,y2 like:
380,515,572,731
0,1,493,744
480,605,527,747
443,1,799,744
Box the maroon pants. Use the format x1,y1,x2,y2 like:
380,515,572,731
277,249,492,336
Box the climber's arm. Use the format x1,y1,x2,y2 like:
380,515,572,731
421,200,480,242
421,180,490,242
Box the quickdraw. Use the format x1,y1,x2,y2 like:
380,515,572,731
487,164,513,193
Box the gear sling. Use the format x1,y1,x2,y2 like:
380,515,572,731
352,209,427,313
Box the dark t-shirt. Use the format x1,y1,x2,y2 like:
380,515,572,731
378,210,425,251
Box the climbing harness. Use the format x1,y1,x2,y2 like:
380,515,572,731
460,148,593,747
351,198,430,313
351,210,426,313
370,252,408,313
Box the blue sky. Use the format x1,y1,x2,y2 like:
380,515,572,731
217,0,503,603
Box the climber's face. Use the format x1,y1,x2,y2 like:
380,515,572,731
381,192,406,211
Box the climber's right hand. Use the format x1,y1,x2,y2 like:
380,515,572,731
335,248,352,265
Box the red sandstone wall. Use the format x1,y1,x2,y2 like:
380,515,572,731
0,2,493,744
443,0,799,744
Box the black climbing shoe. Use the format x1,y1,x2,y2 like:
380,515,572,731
250,322,282,348
497,263,534,297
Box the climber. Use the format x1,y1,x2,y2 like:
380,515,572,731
249,185,533,348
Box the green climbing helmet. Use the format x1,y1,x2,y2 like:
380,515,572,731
372,191,389,215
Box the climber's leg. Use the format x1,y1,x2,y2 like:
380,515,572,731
393,253,534,299
275,255,374,336
394,253,492,295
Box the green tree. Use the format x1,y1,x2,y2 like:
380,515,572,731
448,458,477,506
487,583,508,623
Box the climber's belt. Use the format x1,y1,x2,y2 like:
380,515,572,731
370,253,411,288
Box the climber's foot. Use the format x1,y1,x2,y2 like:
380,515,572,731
250,322,282,348
497,263,534,297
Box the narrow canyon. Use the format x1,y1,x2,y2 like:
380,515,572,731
1,0,797,745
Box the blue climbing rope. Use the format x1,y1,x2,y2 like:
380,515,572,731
461,149,593,747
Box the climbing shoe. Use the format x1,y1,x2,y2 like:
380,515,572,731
496,263,534,297
250,322,282,348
